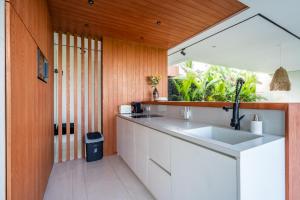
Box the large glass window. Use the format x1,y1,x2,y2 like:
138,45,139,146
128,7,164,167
168,60,285,102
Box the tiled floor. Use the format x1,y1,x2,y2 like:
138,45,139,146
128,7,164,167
44,155,154,200
54,135,83,162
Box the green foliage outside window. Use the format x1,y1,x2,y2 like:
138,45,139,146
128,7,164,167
169,61,265,102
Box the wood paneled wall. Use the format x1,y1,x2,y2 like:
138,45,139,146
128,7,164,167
102,36,167,155
5,0,53,200
286,104,300,200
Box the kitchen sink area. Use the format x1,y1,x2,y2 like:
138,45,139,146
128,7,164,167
117,113,285,200
184,126,262,145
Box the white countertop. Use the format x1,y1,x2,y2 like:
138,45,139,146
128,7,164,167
118,113,284,158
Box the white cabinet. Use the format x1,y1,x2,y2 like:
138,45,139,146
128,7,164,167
148,159,172,200
148,128,171,172
147,128,172,199
117,117,149,186
117,117,172,199
116,117,124,157
117,117,284,200
117,117,135,171
125,121,135,170
134,123,149,185
171,137,237,200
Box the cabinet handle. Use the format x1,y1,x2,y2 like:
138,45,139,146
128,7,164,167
149,158,171,176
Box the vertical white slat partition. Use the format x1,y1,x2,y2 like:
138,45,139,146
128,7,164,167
54,32,101,162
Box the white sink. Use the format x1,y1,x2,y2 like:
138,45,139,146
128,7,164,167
184,126,262,145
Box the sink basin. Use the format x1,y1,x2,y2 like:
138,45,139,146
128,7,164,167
184,126,262,145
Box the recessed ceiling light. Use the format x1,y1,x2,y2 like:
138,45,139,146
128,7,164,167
88,0,94,6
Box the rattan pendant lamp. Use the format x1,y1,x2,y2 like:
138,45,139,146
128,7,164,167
270,45,291,91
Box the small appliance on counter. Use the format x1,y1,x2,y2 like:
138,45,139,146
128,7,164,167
119,105,132,114
131,102,143,113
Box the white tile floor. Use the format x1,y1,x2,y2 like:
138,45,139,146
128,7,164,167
54,135,82,162
44,155,154,200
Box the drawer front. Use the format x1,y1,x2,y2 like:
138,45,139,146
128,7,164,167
148,129,171,172
171,137,237,200
134,123,149,185
134,124,148,154
148,159,171,200
135,150,148,185
116,117,124,157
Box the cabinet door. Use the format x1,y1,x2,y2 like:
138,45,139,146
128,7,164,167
148,128,171,172
134,124,148,185
123,121,135,171
171,137,237,200
116,117,124,157
148,159,171,200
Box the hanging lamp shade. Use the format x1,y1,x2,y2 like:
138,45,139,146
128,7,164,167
270,67,291,91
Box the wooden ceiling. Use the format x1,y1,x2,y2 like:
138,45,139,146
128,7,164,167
48,0,247,48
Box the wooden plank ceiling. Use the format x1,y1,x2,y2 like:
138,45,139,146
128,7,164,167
48,0,247,48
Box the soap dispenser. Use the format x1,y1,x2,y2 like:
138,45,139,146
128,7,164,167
250,114,263,135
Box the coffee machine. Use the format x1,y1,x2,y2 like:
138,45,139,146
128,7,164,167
131,102,143,113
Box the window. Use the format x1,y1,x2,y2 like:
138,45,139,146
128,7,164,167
168,60,264,102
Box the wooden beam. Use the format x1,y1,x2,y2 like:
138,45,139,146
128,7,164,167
81,36,85,158
58,32,63,162
286,104,300,200
66,32,70,161
88,37,92,132
142,101,289,111
74,34,78,160
5,4,12,198
94,38,99,131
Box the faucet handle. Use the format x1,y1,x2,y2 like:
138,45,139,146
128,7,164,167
223,106,232,112
239,114,245,121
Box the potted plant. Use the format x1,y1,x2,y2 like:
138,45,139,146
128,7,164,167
148,75,161,100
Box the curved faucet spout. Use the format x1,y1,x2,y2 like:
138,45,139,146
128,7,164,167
225,78,245,130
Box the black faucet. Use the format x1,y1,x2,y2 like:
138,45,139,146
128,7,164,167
223,78,245,130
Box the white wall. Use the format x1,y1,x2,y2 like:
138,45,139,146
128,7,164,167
0,0,5,199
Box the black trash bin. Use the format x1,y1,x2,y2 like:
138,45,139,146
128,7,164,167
85,132,104,162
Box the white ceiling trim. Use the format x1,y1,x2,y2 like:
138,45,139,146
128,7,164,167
168,1,300,73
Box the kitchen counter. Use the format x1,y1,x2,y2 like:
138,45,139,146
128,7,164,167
118,113,284,158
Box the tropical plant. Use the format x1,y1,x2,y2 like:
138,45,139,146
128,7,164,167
169,61,265,102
